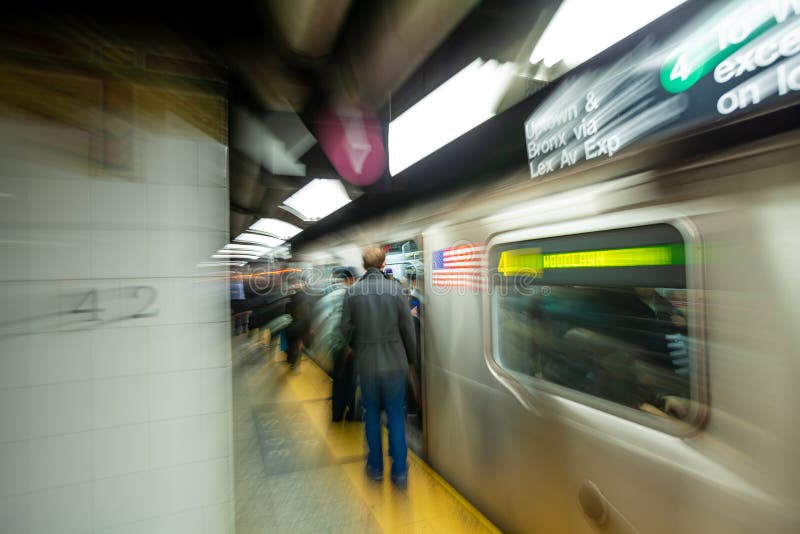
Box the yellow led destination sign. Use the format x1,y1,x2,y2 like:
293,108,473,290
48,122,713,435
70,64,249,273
497,244,684,276
497,248,543,276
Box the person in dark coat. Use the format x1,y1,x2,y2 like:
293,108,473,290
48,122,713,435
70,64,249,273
285,276,314,369
325,267,358,421
341,246,417,488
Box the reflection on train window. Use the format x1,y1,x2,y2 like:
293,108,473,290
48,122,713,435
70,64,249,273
490,224,700,425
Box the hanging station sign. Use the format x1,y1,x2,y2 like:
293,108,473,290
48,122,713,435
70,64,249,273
525,0,800,179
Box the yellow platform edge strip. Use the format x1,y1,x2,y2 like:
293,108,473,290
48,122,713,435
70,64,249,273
301,352,502,533
406,448,502,534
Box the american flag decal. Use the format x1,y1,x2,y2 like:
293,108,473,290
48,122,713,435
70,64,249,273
431,243,487,291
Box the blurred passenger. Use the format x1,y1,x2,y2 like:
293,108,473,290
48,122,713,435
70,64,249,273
325,267,359,421
341,246,417,488
285,274,314,369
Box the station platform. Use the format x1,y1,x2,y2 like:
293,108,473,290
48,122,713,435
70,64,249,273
232,333,499,533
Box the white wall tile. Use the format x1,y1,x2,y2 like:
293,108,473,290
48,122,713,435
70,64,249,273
28,178,90,229
149,458,226,517
117,279,172,327
0,335,29,389
149,506,208,534
92,327,148,379
27,482,93,534
92,230,148,278
194,278,229,323
0,229,29,281
148,324,199,374
149,415,207,468
196,322,230,369
198,141,227,188
0,176,29,228
28,331,92,386
196,187,228,232
200,368,230,415
145,136,198,186
28,229,91,281
204,412,230,462
171,278,201,325
93,471,151,530
149,462,203,516
149,370,203,421
147,184,198,231
91,180,147,230
28,381,92,438
149,413,228,470
202,457,231,506
92,424,149,479
0,494,28,534
92,375,149,429
95,519,148,534
0,440,28,497
165,137,199,185
204,501,234,534
28,432,92,491
0,283,29,336
27,281,61,333
59,280,119,331
197,231,229,260
147,230,199,277
26,126,89,182
149,368,228,422
0,388,28,442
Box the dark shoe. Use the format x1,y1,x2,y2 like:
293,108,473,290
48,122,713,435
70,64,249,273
390,474,408,490
365,465,383,481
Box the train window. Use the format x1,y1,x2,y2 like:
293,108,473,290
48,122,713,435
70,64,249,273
489,223,704,429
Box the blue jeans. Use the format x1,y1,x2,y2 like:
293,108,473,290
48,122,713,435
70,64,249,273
360,371,407,477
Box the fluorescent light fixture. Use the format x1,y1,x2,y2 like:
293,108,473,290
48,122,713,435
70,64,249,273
388,58,517,176
222,244,271,254
234,233,285,248
248,218,302,239
530,0,687,68
279,179,351,221
196,261,247,267
216,250,265,258
215,251,265,259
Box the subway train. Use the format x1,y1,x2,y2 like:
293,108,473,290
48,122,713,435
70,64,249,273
294,2,800,532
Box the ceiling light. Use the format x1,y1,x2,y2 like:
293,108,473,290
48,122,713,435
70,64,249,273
278,179,351,222
248,218,302,240
215,251,265,258
234,233,285,247
196,261,247,267
222,244,271,254
529,0,687,68
388,58,517,176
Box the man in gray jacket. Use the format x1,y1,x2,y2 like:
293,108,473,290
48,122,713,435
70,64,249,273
341,246,417,488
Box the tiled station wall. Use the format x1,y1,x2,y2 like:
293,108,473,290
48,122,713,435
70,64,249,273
0,64,234,533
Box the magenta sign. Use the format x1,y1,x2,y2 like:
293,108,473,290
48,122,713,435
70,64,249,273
317,103,386,186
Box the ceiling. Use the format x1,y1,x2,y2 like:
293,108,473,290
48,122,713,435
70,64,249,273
180,0,564,245
2,0,564,252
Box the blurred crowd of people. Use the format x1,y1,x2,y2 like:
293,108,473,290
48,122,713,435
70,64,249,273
232,246,422,488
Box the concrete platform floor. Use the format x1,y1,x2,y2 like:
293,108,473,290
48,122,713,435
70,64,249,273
232,333,499,533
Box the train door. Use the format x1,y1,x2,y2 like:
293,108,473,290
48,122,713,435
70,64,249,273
383,238,425,456
484,216,713,533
